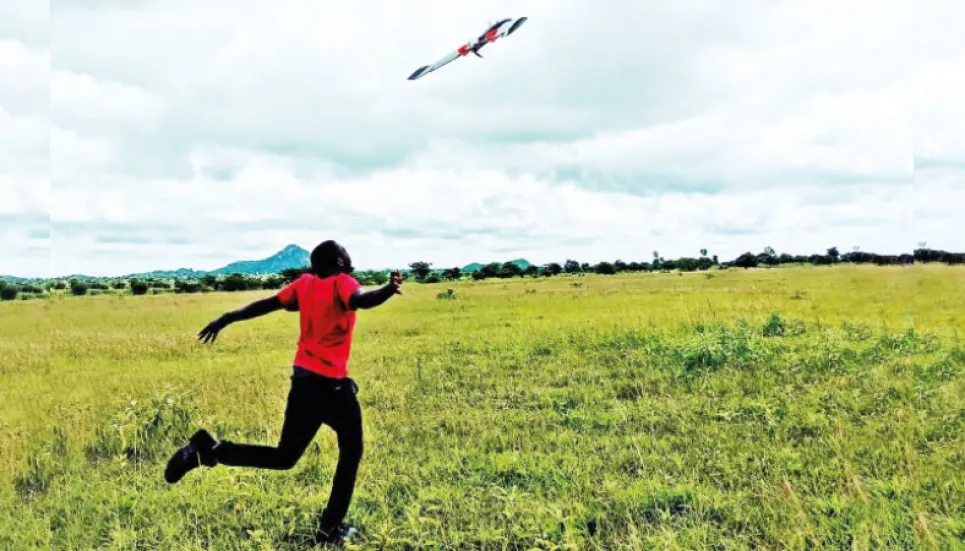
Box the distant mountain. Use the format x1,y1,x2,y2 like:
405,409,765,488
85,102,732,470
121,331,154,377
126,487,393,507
0,275,35,284
5,247,531,281
22,245,312,281
209,244,310,275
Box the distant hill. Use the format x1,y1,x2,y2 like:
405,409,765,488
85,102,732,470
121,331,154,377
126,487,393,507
16,244,312,281
461,258,532,272
4,247,534,281
209,244,310,275
0,275,35,284
101,245,310,280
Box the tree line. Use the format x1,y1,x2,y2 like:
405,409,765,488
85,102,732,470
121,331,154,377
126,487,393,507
1,246,962,301
400,246,962,282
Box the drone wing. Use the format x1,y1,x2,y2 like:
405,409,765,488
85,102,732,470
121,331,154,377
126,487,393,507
407,46,469,80
489,17,528,41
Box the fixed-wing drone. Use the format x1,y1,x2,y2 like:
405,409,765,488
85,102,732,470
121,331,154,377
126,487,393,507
407,17,528,81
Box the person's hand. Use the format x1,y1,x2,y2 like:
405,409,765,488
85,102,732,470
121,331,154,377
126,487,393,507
389,270,403,295
198,316,228,344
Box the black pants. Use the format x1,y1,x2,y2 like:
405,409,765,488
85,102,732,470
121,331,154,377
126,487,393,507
213,370,363,529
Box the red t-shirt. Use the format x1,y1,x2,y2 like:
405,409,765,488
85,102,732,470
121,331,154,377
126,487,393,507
276,272,362,379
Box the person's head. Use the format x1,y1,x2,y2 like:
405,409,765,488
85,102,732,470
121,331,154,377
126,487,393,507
310,240,352,277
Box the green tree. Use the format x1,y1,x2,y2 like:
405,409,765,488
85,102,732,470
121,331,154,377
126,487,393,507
500,262,523,278
564,259,581,273
676,258,699,272
544,263,563,276
408,262,432,281
481,262,502,279
594,262,616,275
443,267,462,281
524,265,539,277
735,252,758,269
758,246,779,266
201,274,220,289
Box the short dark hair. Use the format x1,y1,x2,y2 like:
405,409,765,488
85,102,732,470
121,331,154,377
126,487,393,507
310,240,348,276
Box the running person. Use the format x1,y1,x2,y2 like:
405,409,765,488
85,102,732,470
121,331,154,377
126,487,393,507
163,240,402,545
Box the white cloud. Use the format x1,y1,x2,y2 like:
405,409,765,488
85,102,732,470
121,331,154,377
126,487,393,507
1,4,49,277
50,70,164,134
0,0,960,277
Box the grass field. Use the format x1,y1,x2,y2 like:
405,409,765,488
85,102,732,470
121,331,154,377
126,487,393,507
2,265,964,550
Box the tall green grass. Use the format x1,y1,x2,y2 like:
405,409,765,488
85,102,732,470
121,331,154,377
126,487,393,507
2,265,963,549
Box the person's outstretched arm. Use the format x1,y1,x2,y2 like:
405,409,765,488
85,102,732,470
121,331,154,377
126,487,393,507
198,295,287,344
347,270,403,310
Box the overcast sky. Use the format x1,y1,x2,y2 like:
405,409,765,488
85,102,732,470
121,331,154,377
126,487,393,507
1,0,961,277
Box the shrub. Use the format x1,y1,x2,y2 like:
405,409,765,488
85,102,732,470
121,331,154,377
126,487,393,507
174,280,201,294
130,280,149,296
70,282,89,296
436,289,456,300
220,273,249,292
762,312,786,337
1,286,21,301
423,274,442,284
261,276,284,290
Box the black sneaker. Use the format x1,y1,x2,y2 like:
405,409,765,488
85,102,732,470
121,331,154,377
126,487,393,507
315,518,360,546
163,429,218,483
